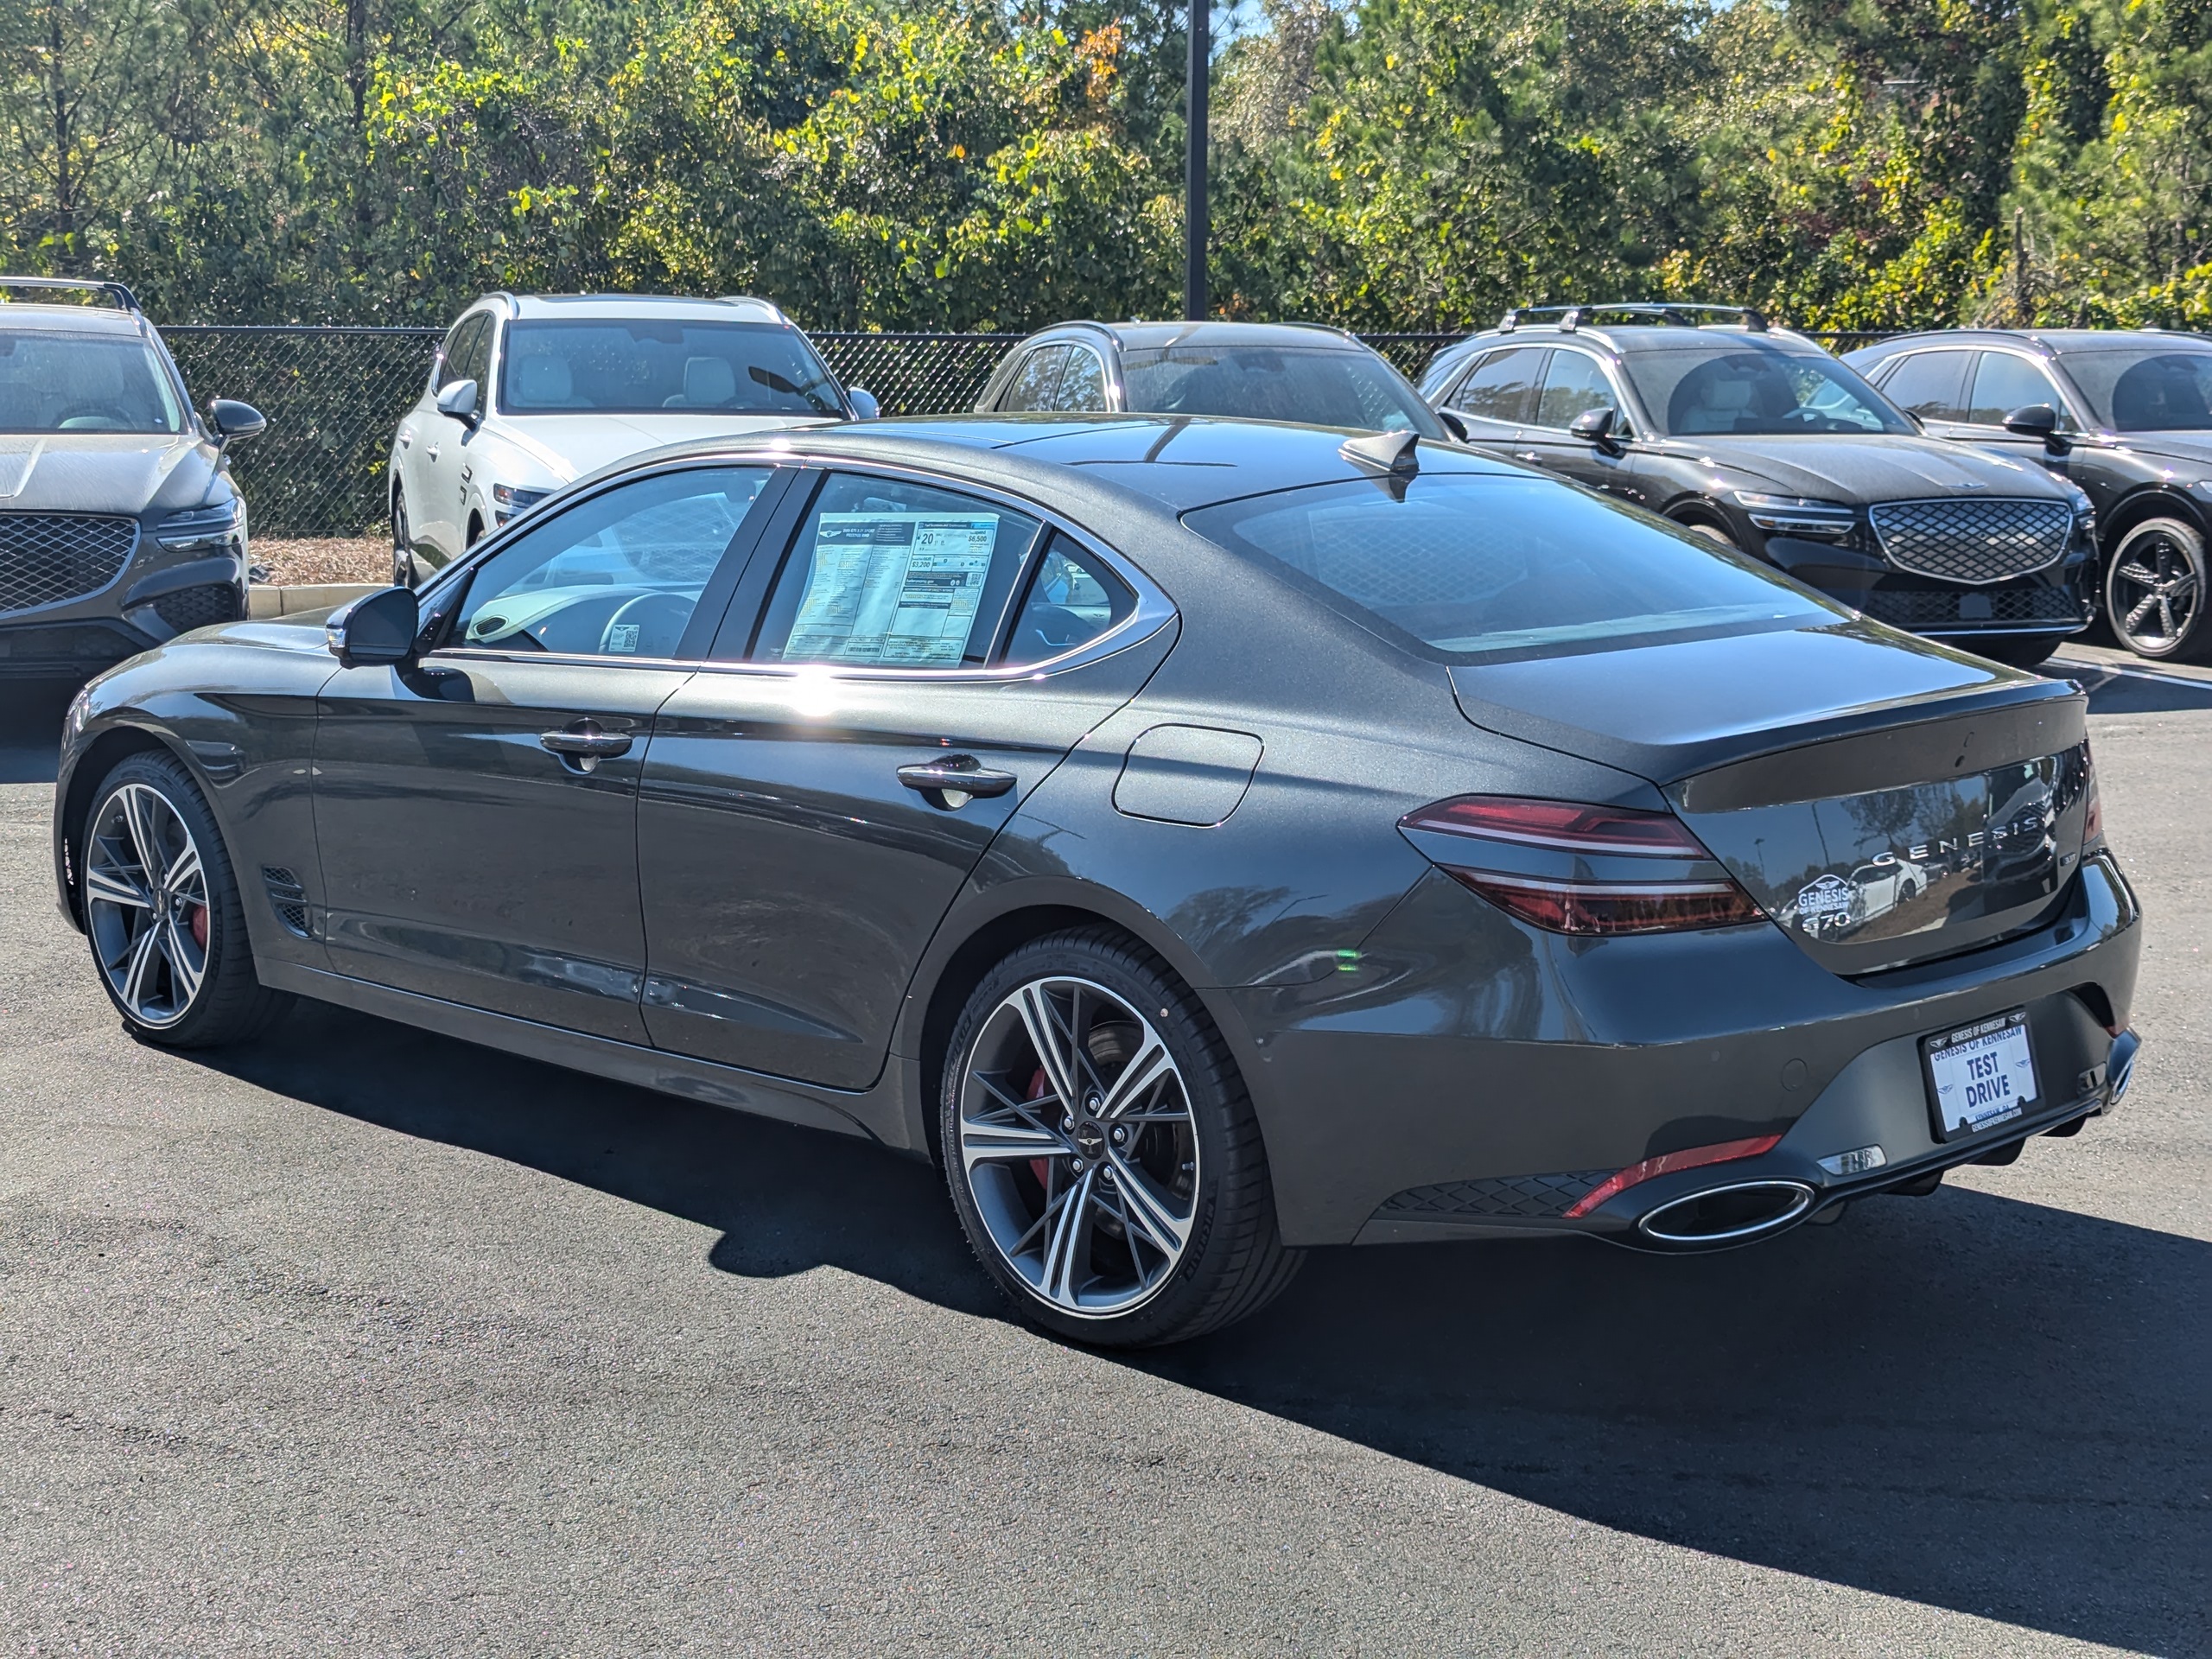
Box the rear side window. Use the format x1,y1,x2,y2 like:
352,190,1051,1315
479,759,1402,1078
1447,347,1546,425
1878,351,1969,420
750,474,1046,668
1185,473,1834,663
1002,536,1135,665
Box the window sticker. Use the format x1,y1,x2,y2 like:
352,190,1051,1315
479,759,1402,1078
785,512,1001,664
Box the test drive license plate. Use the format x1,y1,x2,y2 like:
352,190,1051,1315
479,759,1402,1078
1923,1009,2039,1141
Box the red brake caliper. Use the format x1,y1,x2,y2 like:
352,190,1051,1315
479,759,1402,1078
1025,1066,1053,1191
188,905,209,950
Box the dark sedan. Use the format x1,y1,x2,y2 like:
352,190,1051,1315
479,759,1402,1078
1847,328,2212,663
52,416,2141,1346
1421,306,2099,666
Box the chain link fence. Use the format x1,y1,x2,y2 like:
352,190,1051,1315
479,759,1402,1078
157,322,1888,537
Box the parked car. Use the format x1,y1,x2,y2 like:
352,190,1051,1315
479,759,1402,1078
54,416,2139,1347
1846,327,2212,663
388,293,875,586
0,277,264,682
1421,304,2099,667
974,320,1451,437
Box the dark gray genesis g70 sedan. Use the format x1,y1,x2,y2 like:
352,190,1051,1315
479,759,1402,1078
50,415,2143,1346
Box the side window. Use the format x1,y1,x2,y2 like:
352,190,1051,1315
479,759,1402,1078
999,346,1071,412
1003,536,1136,665
1534,351,1627,433
1448,347,1547,426
1055,347,1110,412
435,315,485,391
453,317,494,392
448,467,775,659
1966,353,2064,426
748,474,1046,668
1878,352,1970,420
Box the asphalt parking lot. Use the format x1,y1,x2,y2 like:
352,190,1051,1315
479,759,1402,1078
1,655,2207,1656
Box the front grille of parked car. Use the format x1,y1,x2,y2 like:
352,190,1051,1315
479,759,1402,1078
153,583,241,635
261,868,311,938
0,513,138,617
1378,1171,1611,1221
1867,498,2072,584
1859,584,2087,630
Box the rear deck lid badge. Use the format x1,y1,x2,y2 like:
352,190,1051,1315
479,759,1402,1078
1793,873,1856,935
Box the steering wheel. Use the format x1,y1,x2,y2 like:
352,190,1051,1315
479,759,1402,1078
54,404,133,430
599,591,696,658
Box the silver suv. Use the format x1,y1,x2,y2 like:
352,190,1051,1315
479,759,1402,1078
0,279,265,682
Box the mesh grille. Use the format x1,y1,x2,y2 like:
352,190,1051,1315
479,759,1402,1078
1379,1171,1611,1220
1867,498,2072,584
153,583,240,634
1859,585,2085,629
0,513,137,615
262,868,310,938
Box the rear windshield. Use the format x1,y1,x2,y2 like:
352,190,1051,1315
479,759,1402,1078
499,320,844,416
2060,348,2212,431
1122,346,1444,437
1184,472,1835,662
0,330,185,433
1620,341,1912,437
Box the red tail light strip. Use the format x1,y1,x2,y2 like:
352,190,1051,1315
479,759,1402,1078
1563,1133,1784,1218
1443,868,1767,936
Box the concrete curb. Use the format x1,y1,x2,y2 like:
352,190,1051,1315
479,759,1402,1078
247,582,382,619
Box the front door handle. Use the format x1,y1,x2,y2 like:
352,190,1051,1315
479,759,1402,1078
539,721,632,772
1513,450,1541,463
897,755,1017,805
425,442,442,461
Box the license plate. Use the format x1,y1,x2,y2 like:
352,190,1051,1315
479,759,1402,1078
1923,1009,2039,1141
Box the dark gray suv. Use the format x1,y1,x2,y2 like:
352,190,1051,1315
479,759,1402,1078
0,278,265,682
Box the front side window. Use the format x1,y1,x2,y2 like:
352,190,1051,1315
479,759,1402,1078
1627,344,1913,437
1965,353,2065,426
448,467,775,658
749,474,1046,668
439,315,490,393
1876,351,1970,421
1533,351,1628,433
0,331,184,433
499,320,842,416
1055,348,1110,413
1448,347,1547,426
1185,471,1834,662
1121,345,1444,436
2063,349,2212,432
999,346,1071,412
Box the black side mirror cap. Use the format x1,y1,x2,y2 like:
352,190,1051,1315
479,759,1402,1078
1438,409,1470,442
1569,406,1621,449
435,378,480,425
326,585,421,669
2003,403,2071,453
206,398,266,443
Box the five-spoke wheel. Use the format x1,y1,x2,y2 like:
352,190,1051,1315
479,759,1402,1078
2105,517,2209,662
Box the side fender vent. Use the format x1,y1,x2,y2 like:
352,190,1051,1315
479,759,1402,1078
261,866,311,938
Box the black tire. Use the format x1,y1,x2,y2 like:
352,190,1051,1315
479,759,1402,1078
1675,517,1740,551
1972,633,2063,670
940,928,1300,1347
2104,517,2212,662
80,750,290,1048
391,488,417,588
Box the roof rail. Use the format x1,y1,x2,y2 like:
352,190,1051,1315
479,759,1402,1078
1497,302,1769,335
0,276,141,313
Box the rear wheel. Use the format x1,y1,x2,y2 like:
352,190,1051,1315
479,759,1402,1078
391,488,418,588
81,751,289,1047
941,930,1300,1347
2105,517,2210,662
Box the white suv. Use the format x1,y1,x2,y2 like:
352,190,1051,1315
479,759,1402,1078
387,293,874,583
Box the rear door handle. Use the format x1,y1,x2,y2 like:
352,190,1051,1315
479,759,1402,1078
539,721,632,772
897,755,1017,804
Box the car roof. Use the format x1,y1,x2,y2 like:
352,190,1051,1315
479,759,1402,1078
1853,327,2212,358
583,414,1521,516
0,302,151,337
493,293,791,326
1020,320,1366,353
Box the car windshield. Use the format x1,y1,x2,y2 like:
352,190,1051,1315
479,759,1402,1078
0,330,185,433
2059,348,2212,431
1122,345,1444,436
499,320,844,416
1185,470,1836,662
1622,341,1913,437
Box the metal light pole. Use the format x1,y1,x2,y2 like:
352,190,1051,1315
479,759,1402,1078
1184,0,1209,321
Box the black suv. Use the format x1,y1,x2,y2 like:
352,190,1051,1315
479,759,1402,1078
1846,328,2212,663
1420,305,2098,666
0,278,266,681
976,321,1446,437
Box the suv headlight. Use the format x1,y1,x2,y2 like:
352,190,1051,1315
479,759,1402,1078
156,499,246,553
493,482,552,523
1733,492,1857,539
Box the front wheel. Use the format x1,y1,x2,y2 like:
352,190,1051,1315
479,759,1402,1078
81,751,289,1047
941,930,1300,1347
2105,517,2210,662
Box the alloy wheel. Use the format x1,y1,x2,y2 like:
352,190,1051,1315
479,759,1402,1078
2108,525,2203,656
85,783,210,1028
957,976,1199,1319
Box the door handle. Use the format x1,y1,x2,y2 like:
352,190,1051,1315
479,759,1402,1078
397,431,412,448
1513,451,1541,463
425,442,442,461
897,755,1017,804
539,721,632,772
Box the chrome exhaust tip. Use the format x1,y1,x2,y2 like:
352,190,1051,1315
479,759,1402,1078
1637,1179,1815,1248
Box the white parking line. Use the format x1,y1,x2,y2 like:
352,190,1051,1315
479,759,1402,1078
2051,652,2212,690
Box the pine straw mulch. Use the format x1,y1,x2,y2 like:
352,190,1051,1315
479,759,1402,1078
251,537,391,587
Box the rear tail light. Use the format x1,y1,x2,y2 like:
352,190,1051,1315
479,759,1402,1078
1401,796,1768,936
1563,1133,1783,1217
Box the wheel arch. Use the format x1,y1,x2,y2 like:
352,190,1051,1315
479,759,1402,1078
56,722,196,930
2100,486,2204,555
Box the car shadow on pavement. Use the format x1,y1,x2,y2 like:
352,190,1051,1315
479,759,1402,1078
207,999,2207,1656
2069,662,2212,715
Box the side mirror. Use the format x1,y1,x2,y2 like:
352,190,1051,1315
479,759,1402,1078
847,386,881,421
1569,406,1622,451
326,585,421,669
206,398,266,444
2002,403,2070,454
1438,409,1470,442
435,378,480,426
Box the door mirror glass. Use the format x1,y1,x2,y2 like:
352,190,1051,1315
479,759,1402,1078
206,398,266,442
847,386,880,421
435,378,480,423
327,585,421,669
